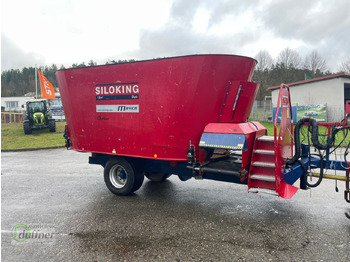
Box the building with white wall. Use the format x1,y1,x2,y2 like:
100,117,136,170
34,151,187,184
1,96,34,112
268,73,350,122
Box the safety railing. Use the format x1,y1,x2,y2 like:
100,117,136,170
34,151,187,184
273,84,295,197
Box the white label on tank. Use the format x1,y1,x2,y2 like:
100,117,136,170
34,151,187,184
96,105,139,113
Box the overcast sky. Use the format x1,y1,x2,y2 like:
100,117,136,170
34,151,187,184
1,0,350,72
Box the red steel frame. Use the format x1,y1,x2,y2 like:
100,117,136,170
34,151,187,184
273,84,298,198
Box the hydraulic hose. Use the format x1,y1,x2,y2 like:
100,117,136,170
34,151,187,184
286,118,333,166
305,153,324,188
285,118,305,166
303,118,328,150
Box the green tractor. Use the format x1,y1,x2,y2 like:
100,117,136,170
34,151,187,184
23,99,56,134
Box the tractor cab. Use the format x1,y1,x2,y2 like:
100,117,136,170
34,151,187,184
27,100,47,113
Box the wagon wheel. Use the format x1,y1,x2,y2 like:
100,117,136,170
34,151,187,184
104,157,144,195
145,172,170,182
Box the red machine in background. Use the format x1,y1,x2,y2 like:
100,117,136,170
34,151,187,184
56,54,350,209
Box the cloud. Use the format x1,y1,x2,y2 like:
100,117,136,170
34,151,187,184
258,0,350,70
207,0,259,27
133,0,349,71
123,0,261,60
1,34,46,71
134,26,231,59
170,0,203,26
2,0,349,72
260,0,350,43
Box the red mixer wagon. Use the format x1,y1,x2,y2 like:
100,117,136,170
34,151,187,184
56,54,322,200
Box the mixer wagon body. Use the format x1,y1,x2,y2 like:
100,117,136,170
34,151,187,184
56,54,270,196
57,55,258,160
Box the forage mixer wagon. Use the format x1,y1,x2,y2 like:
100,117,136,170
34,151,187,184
56,54,350,205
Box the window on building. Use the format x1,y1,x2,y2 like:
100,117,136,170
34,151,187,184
5,101,18,109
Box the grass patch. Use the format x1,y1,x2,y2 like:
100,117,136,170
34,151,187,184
2,121,348,151
260,122,274,136
1,122,66,150
260,122,350,146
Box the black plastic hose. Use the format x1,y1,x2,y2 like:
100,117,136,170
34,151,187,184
286,118,333,166
305,153,324,188
302,117,328,150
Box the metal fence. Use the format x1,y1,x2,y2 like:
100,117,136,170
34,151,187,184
1,112,24,124
249,99,273,122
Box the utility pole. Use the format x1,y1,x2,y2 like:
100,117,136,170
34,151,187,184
35,64,38,98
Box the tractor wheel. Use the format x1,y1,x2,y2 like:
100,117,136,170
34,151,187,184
49,120,56,132
145,172,170,182
23,121,32,135
104,157,144,196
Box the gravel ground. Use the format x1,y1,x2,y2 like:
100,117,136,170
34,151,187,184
1,149,349,261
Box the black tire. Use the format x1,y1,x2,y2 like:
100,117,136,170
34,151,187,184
132,171,145,192
104,157,144,196
23,121,32,135
48,120,56,132
131,161,145,191
145,172,170,182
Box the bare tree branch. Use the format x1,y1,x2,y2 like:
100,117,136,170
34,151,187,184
255,50,274,71
304,50,327,75
339,58,350,73
277,47,302,69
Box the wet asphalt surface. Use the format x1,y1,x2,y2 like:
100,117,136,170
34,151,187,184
1,149,350,261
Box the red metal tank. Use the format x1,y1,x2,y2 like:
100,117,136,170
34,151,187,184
56,54,258,161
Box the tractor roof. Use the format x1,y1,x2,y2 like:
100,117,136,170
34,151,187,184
27,99,47,103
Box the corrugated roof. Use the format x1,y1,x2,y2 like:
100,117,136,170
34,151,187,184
267,72,350,90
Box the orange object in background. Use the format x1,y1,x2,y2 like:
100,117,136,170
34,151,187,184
38,69,56,99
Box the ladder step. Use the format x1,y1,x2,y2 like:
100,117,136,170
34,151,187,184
257,136,274,142
254,149,274,155
252,161,275,168
250,174,276,182
248,188,279,196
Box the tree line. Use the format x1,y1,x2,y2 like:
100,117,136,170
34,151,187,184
1,50,350,98
253,48,349,101
1,59,135,97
